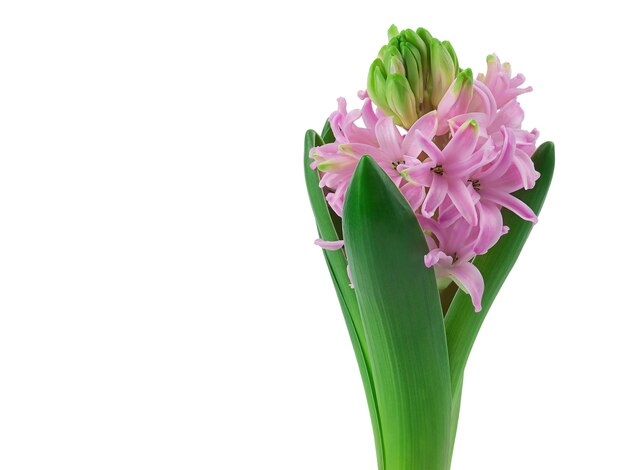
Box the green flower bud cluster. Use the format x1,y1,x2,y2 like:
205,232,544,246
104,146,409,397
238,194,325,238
367,25,460,129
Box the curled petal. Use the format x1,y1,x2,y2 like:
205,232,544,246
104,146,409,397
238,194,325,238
411,129,445,164
361,98,378,129
401,182,426,212
488,100,524,132
443,119,481,164
401,162,434,186
447,178,478,225
422,177,448,217
314,239,345,250
437,199,464,227
448,262,485,312
375,116,403,157
469,80,497,121
437,69,474,128
447,137,496,176
481,189,538,223
424,249,454,268
474,201,504,254
403,111,438,156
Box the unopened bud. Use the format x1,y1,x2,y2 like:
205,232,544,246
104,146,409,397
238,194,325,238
366,25,461,128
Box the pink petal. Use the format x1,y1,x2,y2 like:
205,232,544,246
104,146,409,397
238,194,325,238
415,111,438,139
448,262,485,312
480,189,538,223
412,130,445,164
447,138,495,177
361,98,378,129
480,127,516,181
314,239,345,250
481,54,501,89
470,80,497,120
402,163,434,186
512,150,540,190
447,112,490,135
474,201,504,254
422,177,448,217
447,178,478,225
437,199,463,227
424,249,453,268
375,117,402,157
401,183,426,212
403,112,438,156
488,100,524,132
442,119,480,164
342,143,388,161
438,78,473,124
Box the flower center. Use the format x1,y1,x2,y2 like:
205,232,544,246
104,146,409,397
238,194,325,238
392,160,405,170
452,252,459,264
469,179,480,191
431,164,444,176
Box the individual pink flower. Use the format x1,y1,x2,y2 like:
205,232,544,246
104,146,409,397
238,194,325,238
478,54,532,108
469,127,538,252
310,98,380,215
421,216,484,312
401,119,492,225
439,58,539,191
330,96,379,146
436,68,475,135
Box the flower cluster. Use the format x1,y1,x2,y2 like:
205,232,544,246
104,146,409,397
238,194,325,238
310,54,540,311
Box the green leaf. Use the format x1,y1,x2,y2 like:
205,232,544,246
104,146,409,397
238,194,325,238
321,119,335,144
447,374,463,470
303,131,384,469
343,156,452,470
445,141,555,402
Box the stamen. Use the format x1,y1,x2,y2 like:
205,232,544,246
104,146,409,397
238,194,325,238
469,179,481,191
431,164,444,176
392,160,405,170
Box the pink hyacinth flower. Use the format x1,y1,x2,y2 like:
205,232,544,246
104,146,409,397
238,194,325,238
469,127,539,254
421,216,484,312
401,119,491,225
478,54,532,108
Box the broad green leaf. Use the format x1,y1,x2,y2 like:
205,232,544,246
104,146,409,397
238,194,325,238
303,131,384,469
445,142,555,401
343,156,452,470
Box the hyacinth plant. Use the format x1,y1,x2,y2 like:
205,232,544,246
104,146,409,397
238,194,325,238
304,25,554,470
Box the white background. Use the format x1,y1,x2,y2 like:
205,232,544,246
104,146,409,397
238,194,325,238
0,1,624,469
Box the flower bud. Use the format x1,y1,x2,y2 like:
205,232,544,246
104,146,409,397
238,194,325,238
382,46,405,76
429,39,457,107
367,25,460,128
367,58,393,117
437,67,474,121
442,41,459,72
400,41,425,113
386,74,418,129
